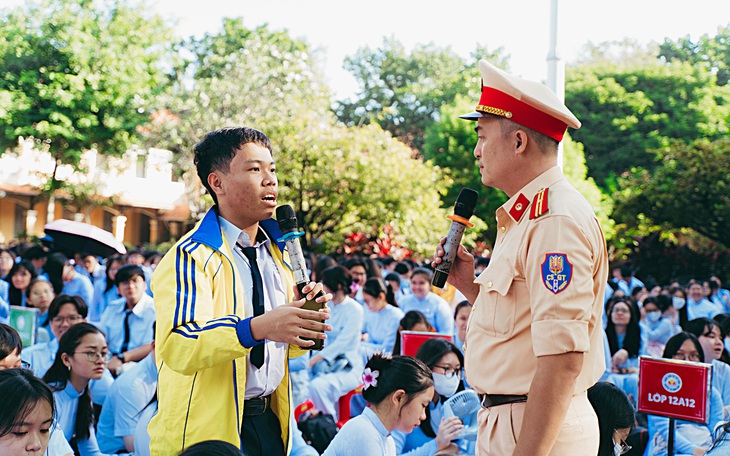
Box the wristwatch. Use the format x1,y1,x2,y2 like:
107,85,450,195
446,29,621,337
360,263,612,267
115,352,125,363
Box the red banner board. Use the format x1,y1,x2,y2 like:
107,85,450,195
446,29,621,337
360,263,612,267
637,356,712,423
400,331,453,357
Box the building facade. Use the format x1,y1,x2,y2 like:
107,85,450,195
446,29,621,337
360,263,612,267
0,138,190,248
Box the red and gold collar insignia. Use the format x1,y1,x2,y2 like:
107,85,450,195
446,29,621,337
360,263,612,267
530,188,550,220
508,193,531,222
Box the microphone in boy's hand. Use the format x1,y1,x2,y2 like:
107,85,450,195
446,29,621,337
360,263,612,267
433,188,478,289
276,204,325,350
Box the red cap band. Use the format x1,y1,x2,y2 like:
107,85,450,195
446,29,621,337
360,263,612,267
477,87,568,141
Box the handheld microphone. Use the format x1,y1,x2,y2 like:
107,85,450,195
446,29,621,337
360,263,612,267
432,188,478,289
276,204,325,350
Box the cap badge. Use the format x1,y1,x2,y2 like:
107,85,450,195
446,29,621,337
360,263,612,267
476,104,512,119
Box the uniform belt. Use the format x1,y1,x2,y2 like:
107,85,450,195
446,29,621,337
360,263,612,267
243,395,272,416
478,393,528,408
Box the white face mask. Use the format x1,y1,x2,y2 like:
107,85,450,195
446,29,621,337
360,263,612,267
432,372,460,398
645,311,662,324
673,297,686,309
613,441,622,456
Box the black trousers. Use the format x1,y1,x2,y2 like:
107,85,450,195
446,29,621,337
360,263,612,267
241,407,284,456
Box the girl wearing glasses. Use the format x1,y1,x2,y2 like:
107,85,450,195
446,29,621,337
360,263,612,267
22,295,88,378
392,338,465,456
605,297,645,375
43,323,114,456
645,332,723,456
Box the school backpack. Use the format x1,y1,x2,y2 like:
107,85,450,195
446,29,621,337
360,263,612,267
297,411,338,454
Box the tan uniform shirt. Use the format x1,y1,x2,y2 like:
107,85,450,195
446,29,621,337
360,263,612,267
465,166,607,396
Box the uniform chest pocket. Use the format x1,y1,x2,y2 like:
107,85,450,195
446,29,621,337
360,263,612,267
473,268,517,337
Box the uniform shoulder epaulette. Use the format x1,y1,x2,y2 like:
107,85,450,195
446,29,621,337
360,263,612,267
529,187,549,220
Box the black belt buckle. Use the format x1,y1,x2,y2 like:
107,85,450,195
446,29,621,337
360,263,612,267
479,393,528,408
243,395,271,416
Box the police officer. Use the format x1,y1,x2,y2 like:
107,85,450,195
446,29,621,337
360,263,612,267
433,60,608,455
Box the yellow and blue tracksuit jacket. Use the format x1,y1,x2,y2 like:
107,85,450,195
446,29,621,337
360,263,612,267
148,207,304,455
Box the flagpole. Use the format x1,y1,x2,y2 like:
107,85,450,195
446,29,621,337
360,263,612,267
546,0,565,169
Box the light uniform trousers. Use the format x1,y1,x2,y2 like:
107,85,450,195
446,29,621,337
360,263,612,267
476,391,599,456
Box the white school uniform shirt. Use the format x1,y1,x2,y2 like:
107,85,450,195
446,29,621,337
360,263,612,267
323,406,396,456
219,216,287,399
361,304,404,356
100,294,156,354
47,420,74,456
399,292,454,334
53,382,119,456
133,401,157,456
97,353,158,453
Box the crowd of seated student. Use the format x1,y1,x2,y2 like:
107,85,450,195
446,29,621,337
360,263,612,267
602,265,730,455
0,242,159,454
11,239,730,455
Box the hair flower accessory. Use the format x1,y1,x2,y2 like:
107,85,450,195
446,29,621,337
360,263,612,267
362,367,379,390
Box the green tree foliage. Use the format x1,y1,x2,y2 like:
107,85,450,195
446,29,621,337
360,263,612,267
277,123,452,256
143,19,450,256
335,38,508,151
659,25,730,86
141,18,332,217
423,94,506,244
561,136,614,239
614,137,730,247
0,0,175,187
566,59,730,186
423,95,611,246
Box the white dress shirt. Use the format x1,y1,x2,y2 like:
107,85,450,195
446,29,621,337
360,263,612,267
219,216,287,399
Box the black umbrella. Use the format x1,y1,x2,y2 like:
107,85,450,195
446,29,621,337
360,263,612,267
44,219,127,258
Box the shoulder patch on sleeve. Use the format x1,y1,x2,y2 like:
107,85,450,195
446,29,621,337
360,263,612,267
530,188,549,220
541,253,572,294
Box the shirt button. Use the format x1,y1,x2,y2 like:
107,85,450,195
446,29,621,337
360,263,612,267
500,226,506,232
471,305,476,312
486,281,493,288
462,344,467,351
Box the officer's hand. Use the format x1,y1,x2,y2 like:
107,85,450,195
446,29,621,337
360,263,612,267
431,237,476,291
250,285,333,347
435,416,463,451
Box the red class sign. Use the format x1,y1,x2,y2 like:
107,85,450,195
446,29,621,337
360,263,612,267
637,356,712,423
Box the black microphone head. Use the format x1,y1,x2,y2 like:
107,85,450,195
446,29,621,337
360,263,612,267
276,204,299,234
453,188,478,219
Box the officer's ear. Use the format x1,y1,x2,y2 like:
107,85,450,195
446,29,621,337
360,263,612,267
513,129,528,155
